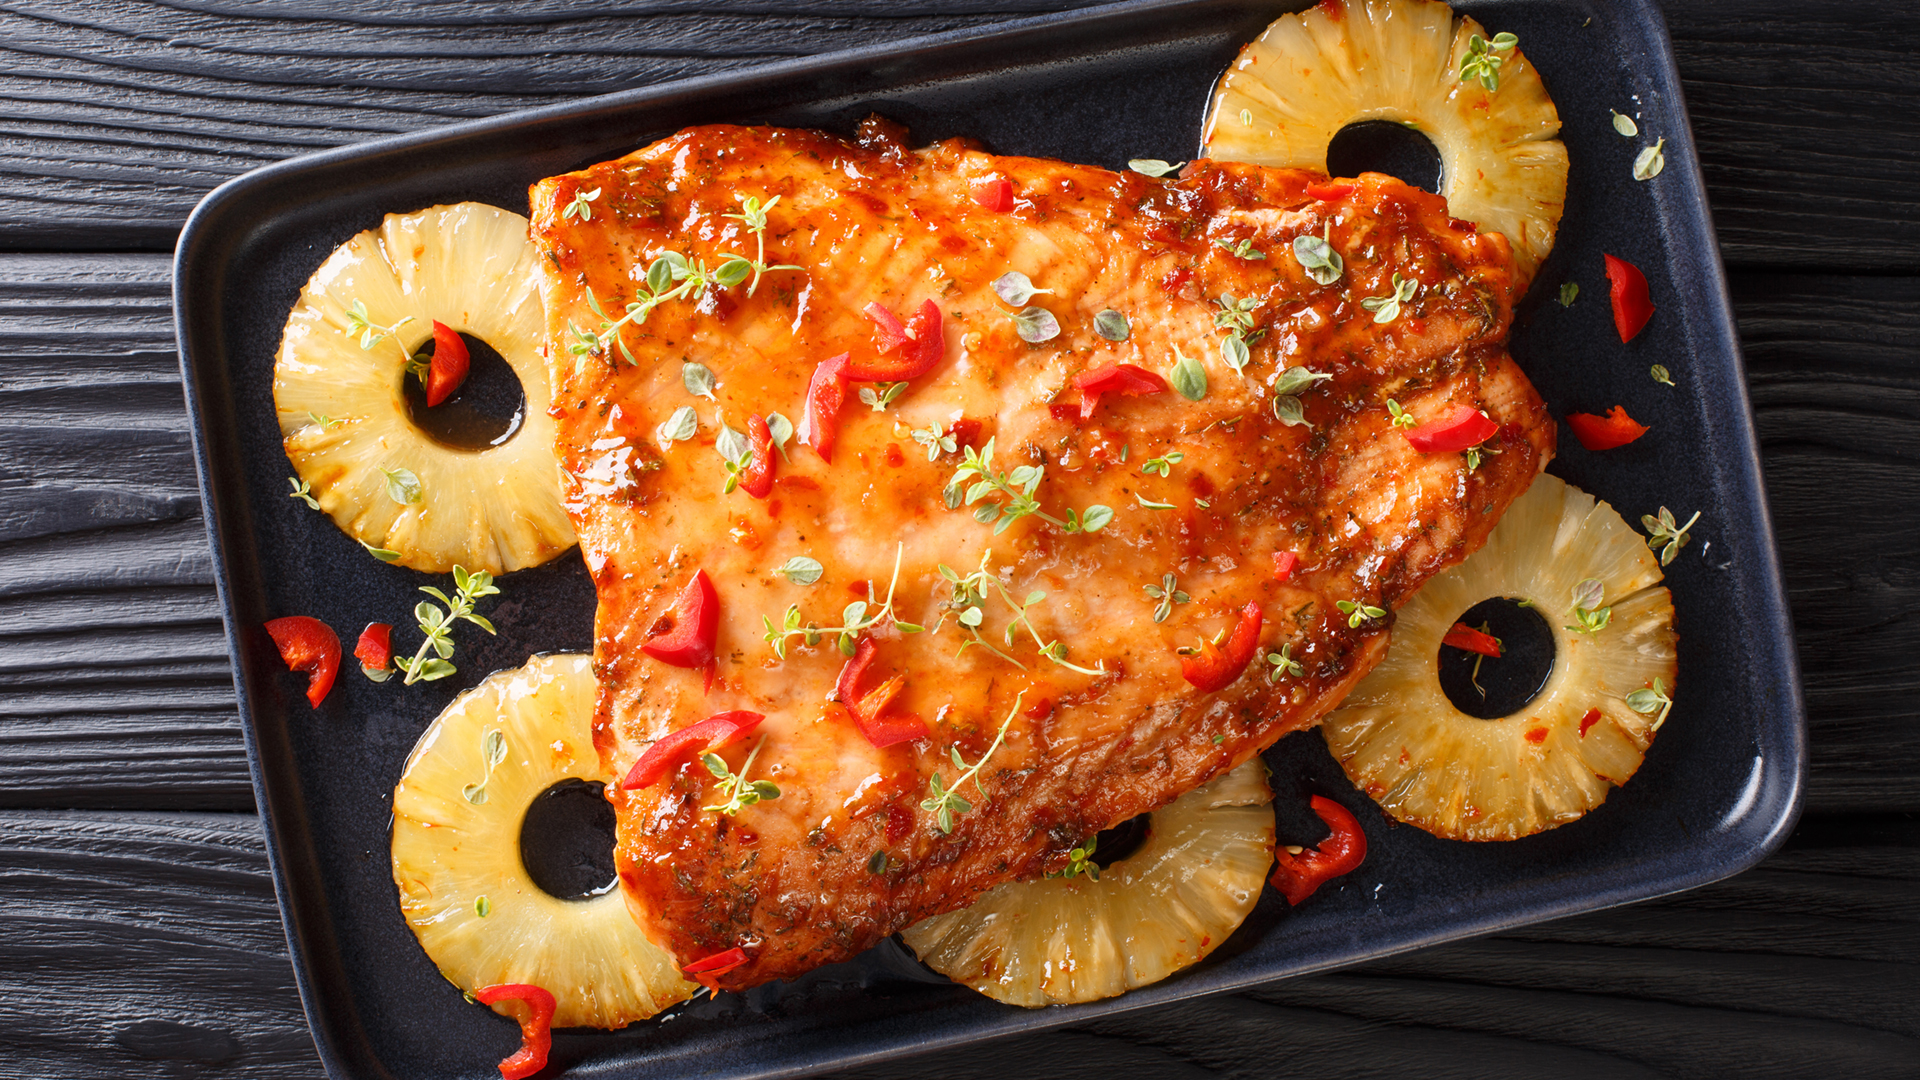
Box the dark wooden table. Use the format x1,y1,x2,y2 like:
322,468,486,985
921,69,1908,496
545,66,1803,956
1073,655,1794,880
2,2,1915,1077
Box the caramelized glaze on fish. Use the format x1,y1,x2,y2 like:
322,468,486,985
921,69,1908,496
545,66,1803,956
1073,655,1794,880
528,119,1552,989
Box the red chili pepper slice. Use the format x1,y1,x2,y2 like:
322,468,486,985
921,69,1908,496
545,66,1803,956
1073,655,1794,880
1270,795,1368,906
264,616,340,708
1579,707,1603,737
1404,403,1499,453
620,710,765,789
1604,253,1655,342
1304,180,1355,201
1272,551,1299,582
969,176,1015,212
1070,362,1169,421
683,946,749,989
739,414,775,498
846,300,944,381
424,320,471,407
354,622,392,678
1441,622,1502,658
1566,405,1650,451
799,352,850,463
472,983,555,1080
1179,601,1264,693
834,637,929,748
640,569,719,670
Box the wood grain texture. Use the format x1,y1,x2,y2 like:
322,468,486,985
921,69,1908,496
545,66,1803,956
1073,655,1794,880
3,809,1912,1080
0,0,1911,268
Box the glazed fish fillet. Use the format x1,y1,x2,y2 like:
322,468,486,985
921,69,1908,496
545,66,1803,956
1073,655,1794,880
527,120,1552,989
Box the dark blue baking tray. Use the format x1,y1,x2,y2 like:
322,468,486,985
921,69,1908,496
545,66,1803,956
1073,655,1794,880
173,1,1804,1077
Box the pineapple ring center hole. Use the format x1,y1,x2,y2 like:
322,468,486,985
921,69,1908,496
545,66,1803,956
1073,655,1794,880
1090,813,1151,868
518,778,618,901
1325,121,1442,195
401,332,526,451
1437,597,1556,720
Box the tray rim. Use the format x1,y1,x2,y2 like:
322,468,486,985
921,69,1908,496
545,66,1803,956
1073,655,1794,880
172,1,1808,1077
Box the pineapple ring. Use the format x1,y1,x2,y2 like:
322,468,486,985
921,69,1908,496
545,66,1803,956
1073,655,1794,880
391,653,695,1028
1321,474,1677,842
274,202,575,575
900,759,1274,1007
1201,0,1568,287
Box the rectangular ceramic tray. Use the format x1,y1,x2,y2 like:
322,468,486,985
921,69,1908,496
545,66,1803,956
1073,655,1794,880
174,1,1806,1077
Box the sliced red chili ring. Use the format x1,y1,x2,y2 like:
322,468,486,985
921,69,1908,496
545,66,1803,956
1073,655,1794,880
1565,405,1649,451
1070,362,1169,421
846,300,944,382
1404,403,1498,453
799,352,851,463
1269,795,1367,906
1441,622,1502,658
471,983,556,1080
424,320,471,407
1604,253,1655,343
640,569,719,670
1179,601,1264,693
265,615,341,708
739,414,775,498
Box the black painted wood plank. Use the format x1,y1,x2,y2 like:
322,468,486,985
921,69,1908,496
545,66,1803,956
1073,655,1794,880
3,809,1912,1080
0,1,1913,267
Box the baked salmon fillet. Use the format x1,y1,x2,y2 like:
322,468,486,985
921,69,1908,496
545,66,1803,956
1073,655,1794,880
527,119,1553,990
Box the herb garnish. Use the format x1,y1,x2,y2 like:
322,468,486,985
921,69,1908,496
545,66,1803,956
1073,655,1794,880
1291,224,1344,285
683,361,719,400
1650,364,1675,387
1385,399,1417,429
859,382,907,412
1273,395,1309,427
360,539,402,563
1611,111,1638,137
656,404,698,450
461,729,508,804
947,437,1112,535
721,194,802,296
1134,493,1176,510
1049,835,1100,881
907,421,958,461
1633,137,1667,181
1144,573,1190,623
1458,31,1519,90
288,477,320,509
1565,578,1612,634
1140,451,1184,477
1094,309,1130,341
474,896,491,918
345,299,414,355
715,420,754,494
1641,507,1700,565
395,565,499,685
764,544,924,658
1127,159,1182,178
702,735,781,816
381,467,422,506
1169,348,1208,401
775,556,824,585
1214,236,1266,261
922,692,1022,834
1558,282,1579,306
1214,294,1265,375
937,552,1107,675
1007,306,1061,344
1265,642,1304,682
308,411,344,430
562,186,602,223
1271,365,1332,397
1626,677,1675,730
992,271,1051,307
1336,600,1387,628
1360,272,1419,324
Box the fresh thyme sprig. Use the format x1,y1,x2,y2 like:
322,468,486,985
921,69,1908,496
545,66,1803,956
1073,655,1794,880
288,477,320,509
1143,573,1190,623
395,565,500,685
946,437,1113,535
1360,273,1419,324
1265,642,1304,683
345,300,415,369
937,551,1107,675
859,382,907,412
1140,451,1184,477
763,544,924,658
1386,399,1417,429
1625,677,1675,730
1048,835,1100,881
721,194,802,296
1458,31,1519,90
562,186,601,223
1336,600,1387,628
1565,578,1613,634
905,421,958,461
701,735,782,816
922,692,1022,834
1214,236,1265,261
461,729,508,804
1214,294,1265,375
568,254,721,365
1292,223,1344,285
1641,507,1700,566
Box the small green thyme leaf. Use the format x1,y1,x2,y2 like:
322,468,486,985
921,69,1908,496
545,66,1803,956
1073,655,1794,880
1625,677,1675,730
1127,158,1181,178
474,895,491,917
381,467,422,506
1134,493,1176,510
1559,281,1579,306
1611,110,1639,137
288,477,320,510
1272,394,1308,427
1641,507,1701,566
1094,308,1130,341
683,361,719,400
1008,306,1061,344
561,186,602,222
1633,137,1667,181
359,539,402,563
1651,364,1675,387
1169,348,1207,401
1291,227,1344,286
992,271,1052,307
859,382,908,412
656,404,699,449
776,556,824,585
1271,365,1332,397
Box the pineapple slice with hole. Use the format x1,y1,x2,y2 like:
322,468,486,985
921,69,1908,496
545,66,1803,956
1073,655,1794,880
391,652,695,1028
1321,474,1677,841
275,202,575,575
1201,0,1567,287
900,759,1273,1007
